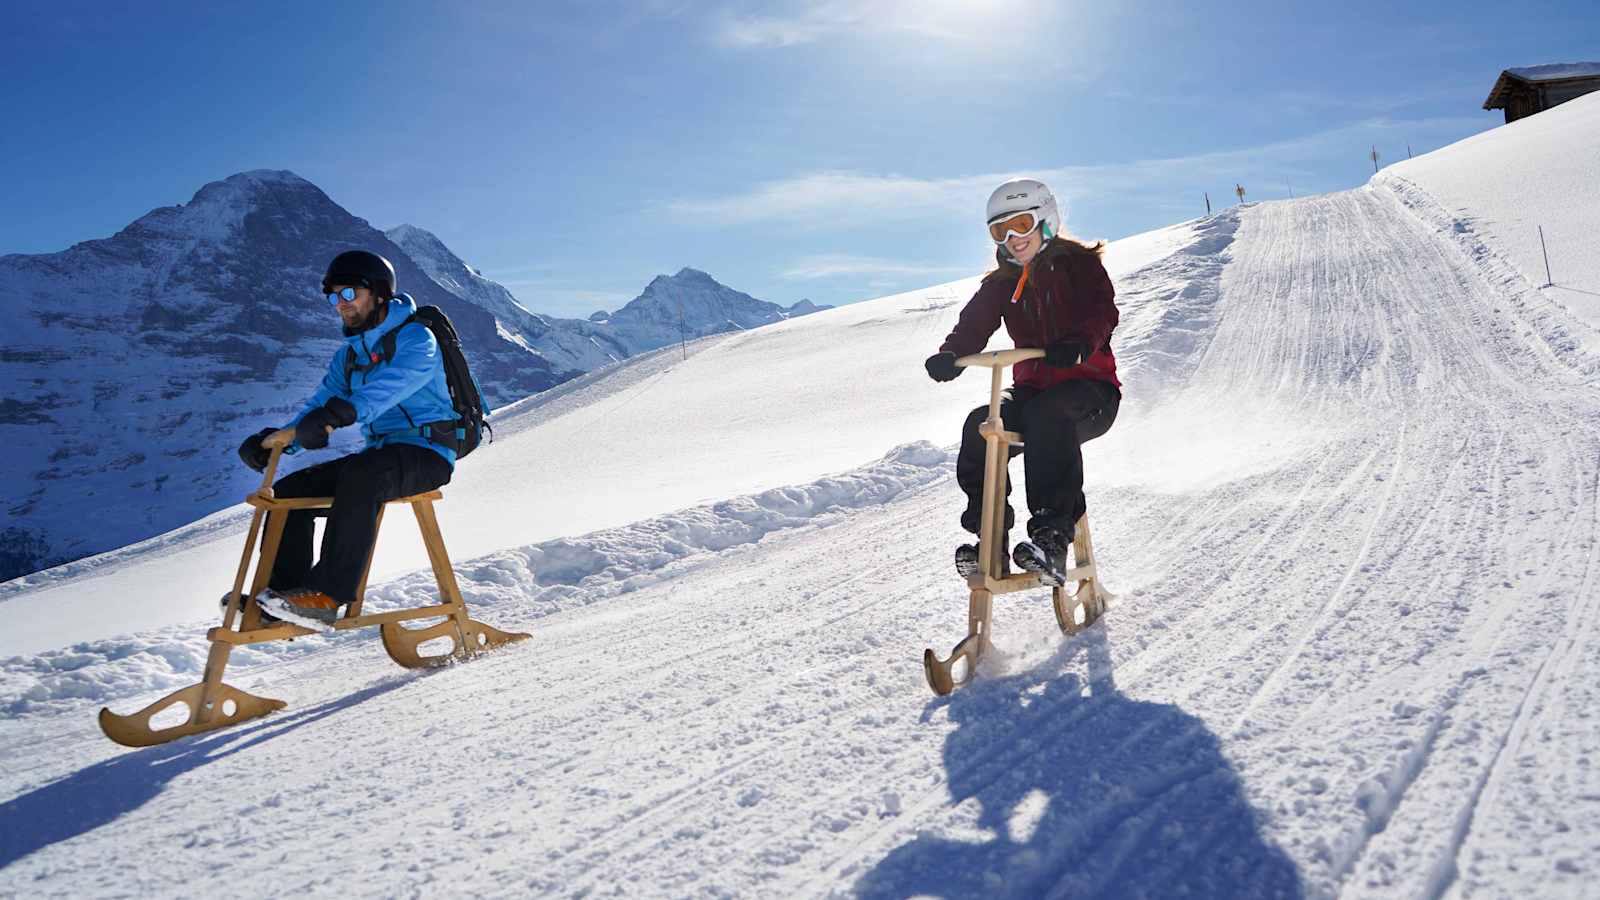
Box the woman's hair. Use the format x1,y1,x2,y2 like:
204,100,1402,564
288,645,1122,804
1058,234,1107,256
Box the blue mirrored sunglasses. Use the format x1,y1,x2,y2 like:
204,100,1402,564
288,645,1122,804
326,286,359,306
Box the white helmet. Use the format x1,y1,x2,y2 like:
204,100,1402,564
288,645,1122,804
986,178,1062,251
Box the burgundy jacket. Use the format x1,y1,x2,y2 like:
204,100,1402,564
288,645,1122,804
939,238,1121,391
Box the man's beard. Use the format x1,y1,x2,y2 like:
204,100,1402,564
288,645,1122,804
342,301,386,337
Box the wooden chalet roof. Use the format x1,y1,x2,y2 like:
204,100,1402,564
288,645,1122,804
1484,62,1600,109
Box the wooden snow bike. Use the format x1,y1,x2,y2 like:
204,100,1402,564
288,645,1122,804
99,429,530,747
923,348,1111,696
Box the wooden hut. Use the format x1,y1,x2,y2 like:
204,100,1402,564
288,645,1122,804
1483,63,1600,123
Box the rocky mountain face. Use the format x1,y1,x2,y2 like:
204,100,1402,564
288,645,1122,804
0,171,568,582
385,224,628,373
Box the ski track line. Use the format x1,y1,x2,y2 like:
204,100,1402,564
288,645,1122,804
1104,439,1357,698
1189,430,1405,717
488,496,944,723
421,500,951,881
1324,430,1506,891
1293,426,1485,730
1226,419,1454,734
1424,438,1600,897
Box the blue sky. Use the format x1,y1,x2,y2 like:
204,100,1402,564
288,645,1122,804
3,0,1597,316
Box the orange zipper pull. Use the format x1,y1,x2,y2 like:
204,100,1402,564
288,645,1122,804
1010,261,1030,303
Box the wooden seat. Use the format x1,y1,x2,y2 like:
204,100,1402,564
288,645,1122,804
245,490,443,511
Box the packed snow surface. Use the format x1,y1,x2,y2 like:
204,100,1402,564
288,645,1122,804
4,99,1600,897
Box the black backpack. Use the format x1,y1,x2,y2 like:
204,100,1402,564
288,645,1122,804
343,300,492,458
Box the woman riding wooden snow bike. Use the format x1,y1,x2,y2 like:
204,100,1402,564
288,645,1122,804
922,349,1112,695
921,177,1121,694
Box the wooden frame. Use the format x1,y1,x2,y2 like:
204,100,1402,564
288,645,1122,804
922,349,1110,695
98,429,530,747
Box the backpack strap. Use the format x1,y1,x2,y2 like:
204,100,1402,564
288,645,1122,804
341,315,461,450
343,315,415,389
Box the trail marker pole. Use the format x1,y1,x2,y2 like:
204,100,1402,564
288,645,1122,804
1539,225,1554,287
1407,143,1413,159
1371,146,1380,173
677,299,688,361
1205,192,1211,215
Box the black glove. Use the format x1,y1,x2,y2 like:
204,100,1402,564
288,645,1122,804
1044,340,1090,369
294,398,357,450
925,351,963,382
237,427,277,472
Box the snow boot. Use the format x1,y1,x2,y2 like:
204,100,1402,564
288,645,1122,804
955,544,979,578
955,537,1010,579
1012,516,1074,587
257,588,345,631
219,591,280,625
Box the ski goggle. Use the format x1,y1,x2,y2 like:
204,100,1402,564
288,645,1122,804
987,210,1041,243
326,286,360,306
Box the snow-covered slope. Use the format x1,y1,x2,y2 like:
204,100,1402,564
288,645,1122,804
0,171,571,583
4,101,1600,897
1382,90,1600,360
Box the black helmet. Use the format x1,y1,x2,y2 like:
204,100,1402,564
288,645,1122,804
322,250,396,299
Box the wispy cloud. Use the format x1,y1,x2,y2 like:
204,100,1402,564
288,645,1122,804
777,254,971,281
671,170,991,226
668,115,1490,230
713,0,1039,48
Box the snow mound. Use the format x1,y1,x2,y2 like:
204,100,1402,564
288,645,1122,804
0,442,950,718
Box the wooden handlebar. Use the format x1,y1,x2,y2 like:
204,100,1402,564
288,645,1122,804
955,348,1046,369
262,428,296,450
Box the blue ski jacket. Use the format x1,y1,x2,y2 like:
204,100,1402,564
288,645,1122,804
292,293,457,467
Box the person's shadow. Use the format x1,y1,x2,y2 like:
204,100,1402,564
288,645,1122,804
0,675,415,869
854,625,1303,899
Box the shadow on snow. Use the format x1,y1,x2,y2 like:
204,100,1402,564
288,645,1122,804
854,624,1303,899
0,675,417,870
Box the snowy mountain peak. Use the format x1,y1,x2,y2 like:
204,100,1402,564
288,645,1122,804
384,222,571,361
670,266,717,283
385,222,447,256
117,168,338,247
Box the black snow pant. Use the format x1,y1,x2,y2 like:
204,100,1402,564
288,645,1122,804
266,444,453,604
956,379,1120,536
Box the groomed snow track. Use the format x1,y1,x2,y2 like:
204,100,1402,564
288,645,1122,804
3,181,1599,898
